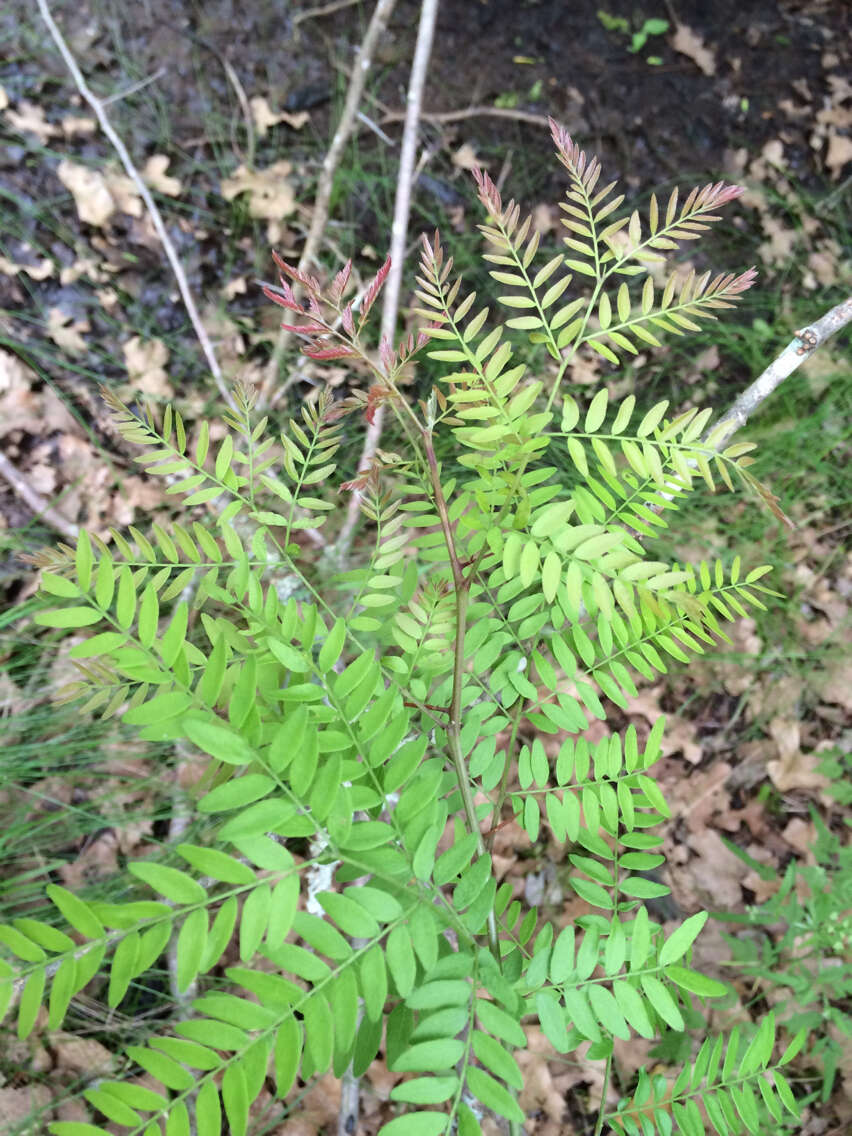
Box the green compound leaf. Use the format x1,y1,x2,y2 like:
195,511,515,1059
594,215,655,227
536,990,570,1053
475,999,527,1048
28,139,769,1136
391,1038,465,1073
612,980,655,1039
196,774,277,814
587,983,630,1040
640,974,684,1030
317,891,380,939
183,716,255,765
659,910,707,965
127,862,207,905
665,965,728,998
386,926,417,998
35,606,103,629
407,980,471,1011
466,1066,525,1123
471,1030,523,1090
379,1113,447,1136
390,1075,460,1104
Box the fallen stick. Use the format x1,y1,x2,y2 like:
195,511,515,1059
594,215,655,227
293,0,364,26
36,0,235,412
0,451,78,540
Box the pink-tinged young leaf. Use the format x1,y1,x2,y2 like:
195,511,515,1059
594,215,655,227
261,282,301,312
359,255,392,325
379,334,395,373
271,251,321,296
329,259,352,303
472,166,502,219
302,345,358,360
277,322,327,335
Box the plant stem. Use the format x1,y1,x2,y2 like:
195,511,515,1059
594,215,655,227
594,1053,613,1136
423,430,502,964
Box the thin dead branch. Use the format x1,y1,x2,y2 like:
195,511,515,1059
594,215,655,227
262,0,399,403
332,8,439,1130
637,293,852,530
0,451,78,540
101,67,167,107
221,56,256,170
712,294,852,448
293,0,363,25
334,0,439,565
380,104,555,129
36,0,235,412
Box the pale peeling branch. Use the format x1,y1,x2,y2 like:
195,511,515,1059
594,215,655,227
636,293,852,529
36,0,235,412
712,293,852,449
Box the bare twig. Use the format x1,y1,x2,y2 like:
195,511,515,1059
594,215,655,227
221,56,256,170
380,104,555,130
36,0,235,412
356,109,396,146
293,0,363,25
635,294,852,529
0,450,78,540
334,0,439,564
711,294,852,448
262,0,399,402
101,66,167,107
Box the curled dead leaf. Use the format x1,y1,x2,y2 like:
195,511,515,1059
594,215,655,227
684,828,743,907
825,131,852,177
61,114,96,138
143,153,182,196
52,1034,113,1075
0,1086,52,1124
58,160,142,227
5,100,59,142
453,141,487,170
221,161,296,219
122,336,173,398
250,96,309,135
0,254,54,280
47,307,90,355
766,716,830,793
220,161,296,239
222,275,248,300
671,24,716,75
0,348,77,437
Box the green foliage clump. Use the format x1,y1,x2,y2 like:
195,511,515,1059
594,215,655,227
715,794,852,1108
2,122,811,1136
